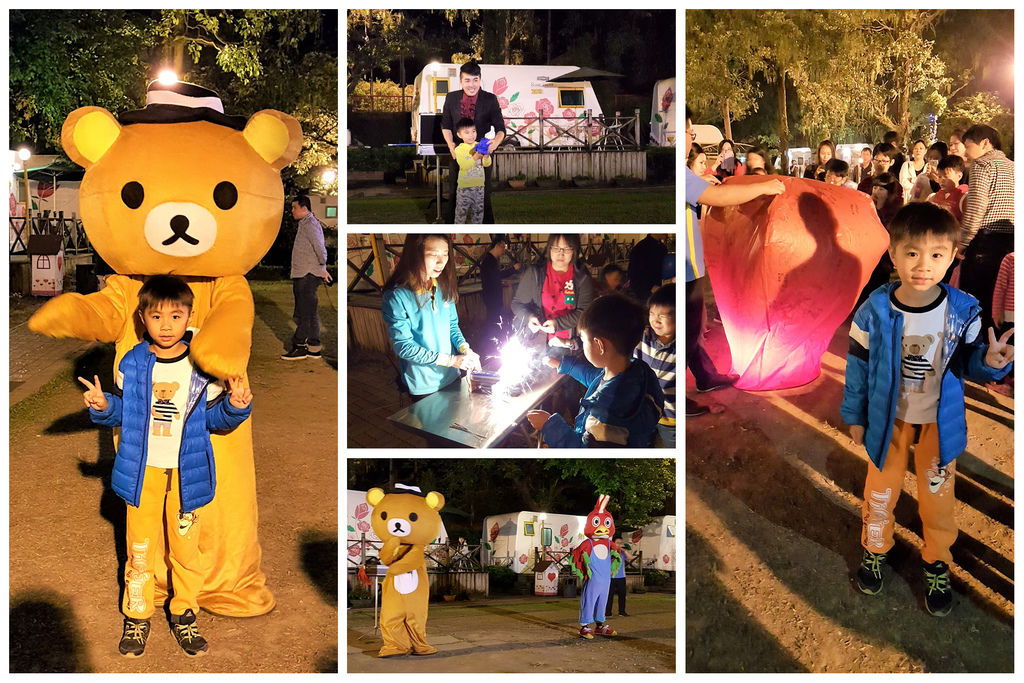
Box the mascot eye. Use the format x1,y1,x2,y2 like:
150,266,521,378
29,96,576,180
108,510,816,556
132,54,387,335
121,182,144,209
604,516,612,526
409,512,418,521
380,511,387,520
214,181,238,210
592,516,601,525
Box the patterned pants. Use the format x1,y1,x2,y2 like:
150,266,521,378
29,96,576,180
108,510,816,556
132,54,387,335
123,467,203,619
455,186,485,224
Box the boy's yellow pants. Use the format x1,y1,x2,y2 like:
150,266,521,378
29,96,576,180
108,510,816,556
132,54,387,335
862,420,958,564
123,467,204,619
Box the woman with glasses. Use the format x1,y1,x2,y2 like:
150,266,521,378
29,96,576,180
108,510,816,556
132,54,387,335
511,234,595,357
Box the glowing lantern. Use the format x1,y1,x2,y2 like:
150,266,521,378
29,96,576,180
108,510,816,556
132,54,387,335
702,175,889,390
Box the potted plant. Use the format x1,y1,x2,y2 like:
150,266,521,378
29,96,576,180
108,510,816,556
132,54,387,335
508,172,527,189
348,585,374,608
535,174,558,189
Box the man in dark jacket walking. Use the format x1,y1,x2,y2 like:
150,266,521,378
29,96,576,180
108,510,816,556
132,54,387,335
441,61,506,224
628,234,668,300
480,235,521,355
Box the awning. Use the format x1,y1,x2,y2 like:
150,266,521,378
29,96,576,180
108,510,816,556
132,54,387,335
547,67,624,82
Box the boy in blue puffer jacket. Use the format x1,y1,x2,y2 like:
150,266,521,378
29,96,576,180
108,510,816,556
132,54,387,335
841,203,1013,617
79,275,252,657
527,293,664,447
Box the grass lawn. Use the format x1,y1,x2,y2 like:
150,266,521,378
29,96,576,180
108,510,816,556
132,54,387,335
347,187,676,224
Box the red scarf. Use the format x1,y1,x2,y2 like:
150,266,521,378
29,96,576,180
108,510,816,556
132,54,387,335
541,262,575,340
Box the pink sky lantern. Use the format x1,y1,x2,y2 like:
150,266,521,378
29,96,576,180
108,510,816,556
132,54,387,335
702,176,889,390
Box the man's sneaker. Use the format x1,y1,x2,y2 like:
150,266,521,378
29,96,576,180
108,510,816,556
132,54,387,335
280,346,309,361
686,398,711,417
118,617,151,657
306,347,323,359
696,374,739,393
856,549,888,595
170,609,208,656
923,560,954,617
578,625,594,640
595,623,617,636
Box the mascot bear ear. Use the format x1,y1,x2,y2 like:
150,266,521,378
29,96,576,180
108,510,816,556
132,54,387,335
243,110,304,171
366,488,386,508
426,491,445,511
62,107,122,169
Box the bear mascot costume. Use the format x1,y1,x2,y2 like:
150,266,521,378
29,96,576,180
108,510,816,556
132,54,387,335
28,79,303,616
570,493,622,639
366,484,445,657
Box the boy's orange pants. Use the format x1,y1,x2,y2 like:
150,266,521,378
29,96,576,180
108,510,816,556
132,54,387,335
123,467,204,619
861,420,957,565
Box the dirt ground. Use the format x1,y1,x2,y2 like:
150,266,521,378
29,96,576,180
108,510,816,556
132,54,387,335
685,304,1013,673
9,281,338,673
347,593,676,673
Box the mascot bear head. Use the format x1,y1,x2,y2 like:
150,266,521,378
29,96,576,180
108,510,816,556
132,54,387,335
61,80,303,277
367,484,445,545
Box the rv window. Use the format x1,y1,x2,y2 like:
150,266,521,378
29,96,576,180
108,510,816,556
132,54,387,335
542,528,552,547
434,79,449,95
666,525,675,537
523,522,535,536
326,206,338,219
559,88,585,108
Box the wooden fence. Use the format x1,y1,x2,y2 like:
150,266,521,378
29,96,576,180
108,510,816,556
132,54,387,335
493,149,647,182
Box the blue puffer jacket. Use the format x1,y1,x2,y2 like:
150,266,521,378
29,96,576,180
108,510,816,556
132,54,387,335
840,283,1010,470
90,341,251,512
542,355,665,448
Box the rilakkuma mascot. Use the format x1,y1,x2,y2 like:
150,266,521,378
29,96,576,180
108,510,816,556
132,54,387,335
367,484,445,657
29,80,303,616
570,494,622,639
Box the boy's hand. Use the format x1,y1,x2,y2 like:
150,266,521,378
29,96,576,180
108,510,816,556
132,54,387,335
527,410,551,430
539,320,556,334
849,425,865,445
78,375,108,412
227,376,253,409
985,327,1014,369
528,316,542,333
544,356,560,369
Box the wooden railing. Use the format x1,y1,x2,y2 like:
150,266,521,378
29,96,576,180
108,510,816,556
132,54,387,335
9,213,92,257
501,109,642,151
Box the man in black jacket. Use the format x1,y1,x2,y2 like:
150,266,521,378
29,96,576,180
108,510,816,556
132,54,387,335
479,235,521,355
441,61,506,224
627,234,668,300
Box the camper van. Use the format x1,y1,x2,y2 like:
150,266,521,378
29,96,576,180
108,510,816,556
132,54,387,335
650,78,676,146
625,515,676,572
481,511,587,573
412,63,603,149
346,489,449,567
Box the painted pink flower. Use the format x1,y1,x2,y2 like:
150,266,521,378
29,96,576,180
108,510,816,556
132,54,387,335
536,98,554,117
661,87,674,112
663,554,670,564
489,522,500,541
560,524,569,537
519,553,528,565
590,123,602,138
493,77,508,95
562,108,576,119
348,545,361,557
631,530,643,543
523,112,538,126
504,118,513,129
355,503,368,519
357,520,371,533
498,96,510,109
546,126,558,139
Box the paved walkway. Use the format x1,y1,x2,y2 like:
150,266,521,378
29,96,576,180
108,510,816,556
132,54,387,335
9,296,93,406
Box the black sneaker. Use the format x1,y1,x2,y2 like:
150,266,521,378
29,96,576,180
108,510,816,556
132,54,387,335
118,617,151,657
306,347,323,359
170,609,208,656
280,346,309,361
856,549,887,595
923,560,954,617
696,374,739,393
686,398,711,417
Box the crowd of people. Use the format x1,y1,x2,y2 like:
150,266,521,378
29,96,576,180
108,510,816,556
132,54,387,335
380,234,677,447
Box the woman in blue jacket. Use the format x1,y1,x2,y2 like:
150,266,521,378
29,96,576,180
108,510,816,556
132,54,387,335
383,234,480,401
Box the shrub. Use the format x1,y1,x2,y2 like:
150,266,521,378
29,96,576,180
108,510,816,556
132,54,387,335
644,569,670,587
646,146,675,184
485,564,518,593
347,147,417,182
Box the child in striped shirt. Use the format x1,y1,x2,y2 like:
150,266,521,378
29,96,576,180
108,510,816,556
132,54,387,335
635,283,676,447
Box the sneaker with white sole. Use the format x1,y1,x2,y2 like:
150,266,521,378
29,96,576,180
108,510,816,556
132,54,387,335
170,609,208,656
280,346,309,361
118,617,150,657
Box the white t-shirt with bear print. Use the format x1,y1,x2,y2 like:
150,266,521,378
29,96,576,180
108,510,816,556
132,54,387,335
891,289,947,424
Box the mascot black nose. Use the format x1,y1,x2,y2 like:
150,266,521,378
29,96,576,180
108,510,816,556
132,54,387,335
164,215,200,246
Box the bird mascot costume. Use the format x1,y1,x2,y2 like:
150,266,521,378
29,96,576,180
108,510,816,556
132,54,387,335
28,79,303,616
570,493,622,638
367,484,446,657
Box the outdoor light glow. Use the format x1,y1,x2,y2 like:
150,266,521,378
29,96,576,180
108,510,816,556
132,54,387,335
17,147,30,161
157,69,178,85
703,176,889,390
322,168,337,184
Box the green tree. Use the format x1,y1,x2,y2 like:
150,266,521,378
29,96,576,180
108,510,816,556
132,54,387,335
941,91,1013,153
550,459,675,527
347,10,410,95
9,10,155,151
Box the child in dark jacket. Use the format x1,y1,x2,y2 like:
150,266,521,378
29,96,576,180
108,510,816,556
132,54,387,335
79,275,252,657
527,294,664,447
841,203,1013,617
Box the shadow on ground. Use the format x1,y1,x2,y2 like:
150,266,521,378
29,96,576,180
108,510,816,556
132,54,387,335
10,591,93,672
301,531,338,607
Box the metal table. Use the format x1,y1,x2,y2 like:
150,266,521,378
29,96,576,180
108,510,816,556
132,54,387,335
387,367,565,448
